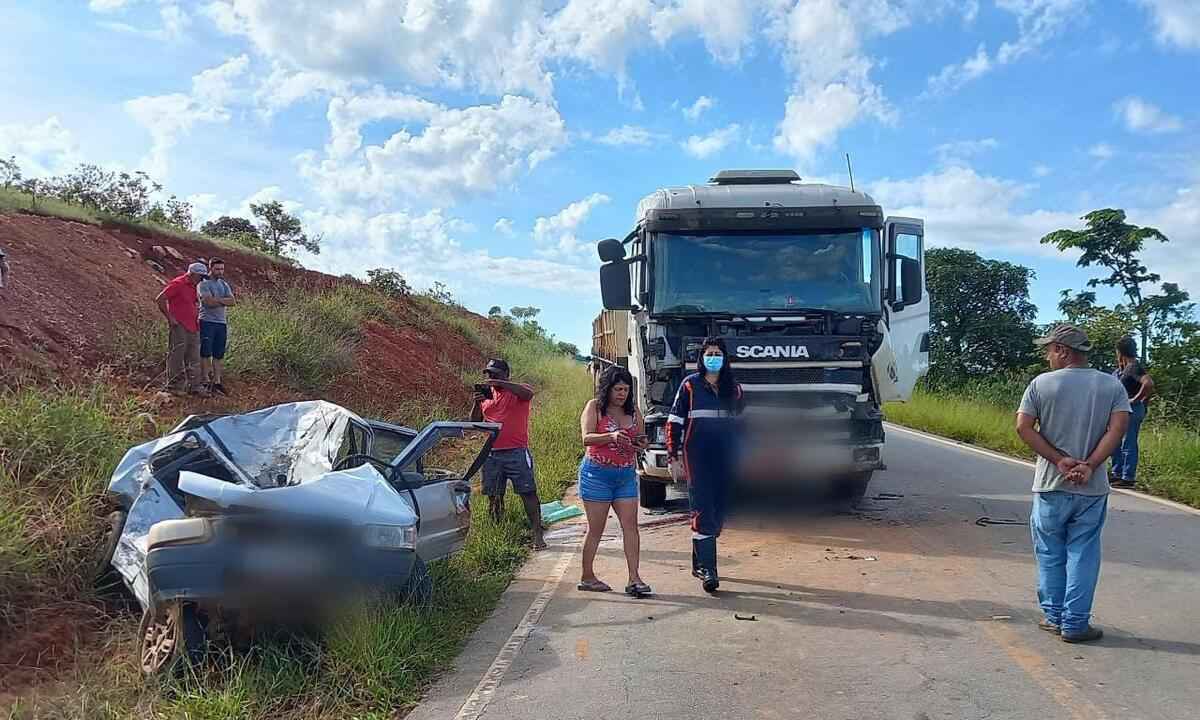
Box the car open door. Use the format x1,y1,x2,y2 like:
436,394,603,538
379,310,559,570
873,216,930,402
386,421,500,561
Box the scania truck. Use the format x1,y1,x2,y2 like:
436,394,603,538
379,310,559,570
593,169,929,508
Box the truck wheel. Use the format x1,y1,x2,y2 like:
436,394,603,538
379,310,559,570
139,601,206,678
639,479,667,509
835,472,873,508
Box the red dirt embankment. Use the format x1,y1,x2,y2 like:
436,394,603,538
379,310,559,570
0,211,490,408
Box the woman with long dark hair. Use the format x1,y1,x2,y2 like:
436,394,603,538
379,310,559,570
577,365,652,597
667,336,745,593
1110,336,1154,488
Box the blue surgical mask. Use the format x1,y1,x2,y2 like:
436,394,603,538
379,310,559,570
702,355,724,373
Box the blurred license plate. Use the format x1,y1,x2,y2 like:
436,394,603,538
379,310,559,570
242,545,328,577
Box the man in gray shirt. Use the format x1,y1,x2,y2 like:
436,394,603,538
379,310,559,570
198,258,236,395
1016,323,1130,643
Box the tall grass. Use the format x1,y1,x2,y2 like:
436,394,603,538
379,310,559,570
886,387,1200,508
5,324,592,719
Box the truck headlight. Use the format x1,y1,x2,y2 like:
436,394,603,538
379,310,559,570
147,518,212,549
363,524,417,550
652,424,667,444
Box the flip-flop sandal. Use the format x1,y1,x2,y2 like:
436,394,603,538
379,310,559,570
625,582,653,597
577,579,612,592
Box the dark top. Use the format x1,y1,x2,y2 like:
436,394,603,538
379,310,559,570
1115,360,1147,399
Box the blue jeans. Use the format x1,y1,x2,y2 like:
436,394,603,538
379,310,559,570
1110,401,1146,481
1030,492,1108,634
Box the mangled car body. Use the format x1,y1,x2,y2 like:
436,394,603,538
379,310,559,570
98,401,498,675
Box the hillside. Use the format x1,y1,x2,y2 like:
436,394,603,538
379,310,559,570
0,208,591,717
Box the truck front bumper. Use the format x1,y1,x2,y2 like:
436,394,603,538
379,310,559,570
637,443,883,485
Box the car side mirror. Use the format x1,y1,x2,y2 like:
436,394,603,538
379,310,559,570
600,261,633,310
597,238,626,263
900,257,922,307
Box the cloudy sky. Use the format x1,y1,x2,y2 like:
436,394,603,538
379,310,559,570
2,1,1197,352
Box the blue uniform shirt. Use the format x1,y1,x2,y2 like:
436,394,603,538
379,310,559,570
666,372,745,460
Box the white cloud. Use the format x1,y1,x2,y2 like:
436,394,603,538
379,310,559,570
768,0,901,163
1033,164,1052,177
89,0,133,11
298,93,567,205
926,0,1084,94
533,193,611,262
93,1,191,41
493,218,515,237
124,55,251,179
934,137,998,164
1089,143,1116,161
1140,185,1200,295
1114,96,1183,134
254,65,350,117
682,124,740,159
595,125,660,147
303,207,596,295
1138,0,1200,49
868,165,1081,255
650,0,756,64
0,116,82,177
682,96,716,121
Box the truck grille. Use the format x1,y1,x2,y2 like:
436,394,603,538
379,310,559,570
734,367,862,385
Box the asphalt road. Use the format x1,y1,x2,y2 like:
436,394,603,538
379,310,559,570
409,427,1200,720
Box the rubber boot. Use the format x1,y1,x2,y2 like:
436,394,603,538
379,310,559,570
691,542,702,579
694,537,719,593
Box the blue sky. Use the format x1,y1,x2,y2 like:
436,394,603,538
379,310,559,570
2,1,1198,354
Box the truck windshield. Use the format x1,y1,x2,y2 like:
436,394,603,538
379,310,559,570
650,229,880,314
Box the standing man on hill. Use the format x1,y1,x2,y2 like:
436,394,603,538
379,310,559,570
156,262,208,397
198,257,236,396
1016,324,1130,644
471,358,545,550
0,244,10,292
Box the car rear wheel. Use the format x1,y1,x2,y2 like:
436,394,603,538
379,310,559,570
639,478,667,509
139,601,206,677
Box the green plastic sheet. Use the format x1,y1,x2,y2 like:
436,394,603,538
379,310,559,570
540,500,584,524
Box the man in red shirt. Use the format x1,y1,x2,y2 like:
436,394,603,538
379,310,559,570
155,262,208,396
471,358,543,549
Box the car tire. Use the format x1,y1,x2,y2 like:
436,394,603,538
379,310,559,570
834,471,873,508
400,556,434,606
93,510,133,604
639,478,667,509
138,601,207,678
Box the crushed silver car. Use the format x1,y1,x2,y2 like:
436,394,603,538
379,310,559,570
94,400,498,676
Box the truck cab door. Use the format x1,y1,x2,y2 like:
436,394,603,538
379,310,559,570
875,217,930,402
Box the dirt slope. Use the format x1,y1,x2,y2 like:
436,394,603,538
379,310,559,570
0,211,488,409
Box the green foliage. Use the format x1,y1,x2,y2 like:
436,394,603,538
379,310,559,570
1,155,21,188
251,200,320,256
510,305,540,320
487,305,503,317
924,248,1039,386
366,267,412,298
422,281,456,306
556,341,579,357
201,216,259,239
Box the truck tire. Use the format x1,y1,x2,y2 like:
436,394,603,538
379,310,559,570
639,478,667,509
835,471,873,507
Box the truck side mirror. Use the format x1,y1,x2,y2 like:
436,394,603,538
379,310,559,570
600,262,634,310
900,257,923,307
597,238,626,263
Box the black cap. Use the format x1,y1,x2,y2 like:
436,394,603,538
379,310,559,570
485,358,510,376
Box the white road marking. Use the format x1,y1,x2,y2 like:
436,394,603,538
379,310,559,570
452,546,577,720
885,422,1200,517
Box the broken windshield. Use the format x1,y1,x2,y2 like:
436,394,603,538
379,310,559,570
650,229,880,315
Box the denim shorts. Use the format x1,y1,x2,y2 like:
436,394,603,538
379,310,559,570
579,459,638,503
199,321,228,360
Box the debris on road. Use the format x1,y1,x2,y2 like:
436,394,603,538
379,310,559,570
976,516,1026,527
541,501,583,524
734,614,758,622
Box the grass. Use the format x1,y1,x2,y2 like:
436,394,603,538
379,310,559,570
114,284,401,392
5,322,592,718
0,187,289,266
886,388,1200,508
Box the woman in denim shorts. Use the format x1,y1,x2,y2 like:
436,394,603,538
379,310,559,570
577,366,652,597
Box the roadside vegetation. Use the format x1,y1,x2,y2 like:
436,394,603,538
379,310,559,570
887,210,1200,509
3,261,591,717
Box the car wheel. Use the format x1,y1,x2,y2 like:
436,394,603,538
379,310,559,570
400,556,434,606
93,511,132,601
139,601,206,678
639,478,667,509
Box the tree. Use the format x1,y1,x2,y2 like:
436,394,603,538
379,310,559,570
924,248,1039,384
1057,291,1137,374
488,306,503,317
423,281,456,305
366,268,411,298
251,200,320,256
19,178,43,209
103,171,161,217
225,231,272,254
556,341,579,357
145,195,193,231
510,306,541,321
0,156,20,189
202,216,259,239
1041,209,1177,358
